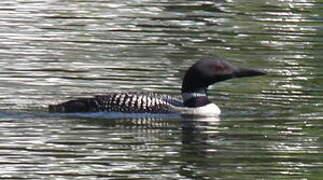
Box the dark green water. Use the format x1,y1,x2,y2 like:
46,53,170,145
1,0,323,179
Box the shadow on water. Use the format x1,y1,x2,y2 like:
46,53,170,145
78,114,223,179
1,0,323,179
1,109,323,179
69,114,248,179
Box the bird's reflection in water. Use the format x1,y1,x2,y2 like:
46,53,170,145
179,116,222,179
181,115,221,145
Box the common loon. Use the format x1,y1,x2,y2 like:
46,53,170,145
49,58,266,116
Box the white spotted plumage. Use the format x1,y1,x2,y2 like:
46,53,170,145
147,97,151,107
118,94,125,106
131,95,137,107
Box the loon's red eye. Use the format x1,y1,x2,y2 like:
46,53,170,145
211,65,225,72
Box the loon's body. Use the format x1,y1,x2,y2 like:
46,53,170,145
49,58,265,116
49,92,184,114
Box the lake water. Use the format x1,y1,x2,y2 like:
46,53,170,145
1,0,323,179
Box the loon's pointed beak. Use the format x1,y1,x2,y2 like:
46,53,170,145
234,68,266,78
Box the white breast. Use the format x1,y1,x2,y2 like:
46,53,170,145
173,103,221,117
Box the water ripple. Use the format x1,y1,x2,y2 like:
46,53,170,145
0,0,323,179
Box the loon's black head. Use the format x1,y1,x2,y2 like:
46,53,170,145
181,59,266,93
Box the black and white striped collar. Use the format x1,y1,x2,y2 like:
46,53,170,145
182,88,207,102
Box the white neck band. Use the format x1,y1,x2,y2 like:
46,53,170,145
182,89,207,102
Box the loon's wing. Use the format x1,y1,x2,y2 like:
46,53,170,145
94,93,182,113
49,92,183,113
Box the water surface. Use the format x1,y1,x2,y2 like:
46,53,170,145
1,0,323,179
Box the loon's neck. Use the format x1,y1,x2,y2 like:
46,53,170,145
181,88,211,107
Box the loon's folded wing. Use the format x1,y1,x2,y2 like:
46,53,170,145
49,93,183,114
